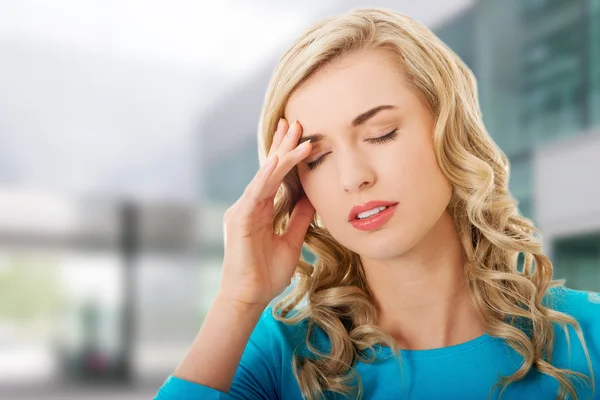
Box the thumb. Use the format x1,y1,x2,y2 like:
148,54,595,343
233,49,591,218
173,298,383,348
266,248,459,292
281,194,315,251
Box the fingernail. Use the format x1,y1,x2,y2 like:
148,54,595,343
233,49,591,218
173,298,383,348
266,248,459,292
289,120,297,132
277,118,284,131
298,139,311,150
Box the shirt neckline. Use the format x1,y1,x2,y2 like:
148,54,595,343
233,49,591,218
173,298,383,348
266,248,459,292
375,332,495,360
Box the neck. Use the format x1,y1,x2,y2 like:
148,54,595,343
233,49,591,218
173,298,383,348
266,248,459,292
361,210,485,350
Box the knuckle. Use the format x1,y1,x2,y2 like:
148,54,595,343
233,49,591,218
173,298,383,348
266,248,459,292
224,203,236,219
224,202,242,225
243,186,260,203
242,187,253,201
224,212,241,232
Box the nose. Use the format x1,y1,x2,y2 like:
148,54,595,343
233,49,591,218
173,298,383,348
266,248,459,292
337,150,376,192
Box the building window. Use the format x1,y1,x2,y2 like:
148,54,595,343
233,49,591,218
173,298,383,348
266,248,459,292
552,232,600,292
521,21,586,142
521,0,572,20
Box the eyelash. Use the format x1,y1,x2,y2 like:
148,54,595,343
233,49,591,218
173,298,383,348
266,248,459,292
305,128,399,171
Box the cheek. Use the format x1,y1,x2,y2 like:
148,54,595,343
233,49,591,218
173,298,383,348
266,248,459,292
299,172,325,206
299,170,339,223
399,137,451,209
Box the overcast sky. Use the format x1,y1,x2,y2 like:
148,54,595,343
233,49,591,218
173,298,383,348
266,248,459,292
0,0,474,203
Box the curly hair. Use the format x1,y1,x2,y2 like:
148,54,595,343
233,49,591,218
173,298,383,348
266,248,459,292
256,7,595,400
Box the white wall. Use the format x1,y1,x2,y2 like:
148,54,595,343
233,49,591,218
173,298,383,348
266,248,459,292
534,129,600,251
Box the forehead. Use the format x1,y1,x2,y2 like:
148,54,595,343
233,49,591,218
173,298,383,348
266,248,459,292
284,48,409,127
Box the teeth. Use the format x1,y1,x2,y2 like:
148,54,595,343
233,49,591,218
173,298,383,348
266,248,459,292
356,206,387,220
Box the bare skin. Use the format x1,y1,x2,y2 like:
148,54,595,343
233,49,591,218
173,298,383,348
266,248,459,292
172,119,315,391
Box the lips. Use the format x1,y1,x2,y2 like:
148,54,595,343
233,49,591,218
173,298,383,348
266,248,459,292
348,200,398,222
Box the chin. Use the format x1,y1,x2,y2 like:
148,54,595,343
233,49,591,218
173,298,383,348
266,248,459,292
350,230,414,260
362,243,411,260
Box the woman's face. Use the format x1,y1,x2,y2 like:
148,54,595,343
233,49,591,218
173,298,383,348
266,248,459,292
284,48,453,260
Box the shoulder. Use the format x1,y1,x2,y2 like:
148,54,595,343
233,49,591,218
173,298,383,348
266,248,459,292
253,306,316,357
544,285,600,331
543,286,600,371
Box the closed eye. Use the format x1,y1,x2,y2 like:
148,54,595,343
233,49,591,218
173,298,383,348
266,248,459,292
305,128,398,171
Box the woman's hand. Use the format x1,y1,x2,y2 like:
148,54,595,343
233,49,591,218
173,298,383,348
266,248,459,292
218,118,314,308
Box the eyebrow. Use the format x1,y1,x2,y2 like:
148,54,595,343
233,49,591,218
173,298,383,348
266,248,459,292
298,104,397,144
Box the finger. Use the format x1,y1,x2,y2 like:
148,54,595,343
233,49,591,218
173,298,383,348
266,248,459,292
240,153,280,206
262,139,312,198
268,118,288,156
278,120,303,154
281,194,315,251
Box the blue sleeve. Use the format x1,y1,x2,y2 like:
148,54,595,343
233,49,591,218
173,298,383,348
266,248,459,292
553,287,600,385
154,375,227,400
154,307,280,400
569,290,600,364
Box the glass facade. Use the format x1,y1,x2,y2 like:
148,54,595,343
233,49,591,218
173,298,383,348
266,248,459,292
517,0,600,147
553,232,600,291
521,19,586,143
507,155,533,219
521,0,576,19
435,9,477,73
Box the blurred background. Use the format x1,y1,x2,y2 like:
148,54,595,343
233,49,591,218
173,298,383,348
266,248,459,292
0,0,598,398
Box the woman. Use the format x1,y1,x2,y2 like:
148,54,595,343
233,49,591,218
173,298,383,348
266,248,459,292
155,7,599,400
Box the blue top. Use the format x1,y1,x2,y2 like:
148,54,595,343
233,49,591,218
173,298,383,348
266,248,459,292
154,286,600,399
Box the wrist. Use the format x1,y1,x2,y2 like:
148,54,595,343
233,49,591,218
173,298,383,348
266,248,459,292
214,291,269,314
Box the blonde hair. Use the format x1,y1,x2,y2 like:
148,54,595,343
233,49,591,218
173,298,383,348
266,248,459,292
256,7,595,400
